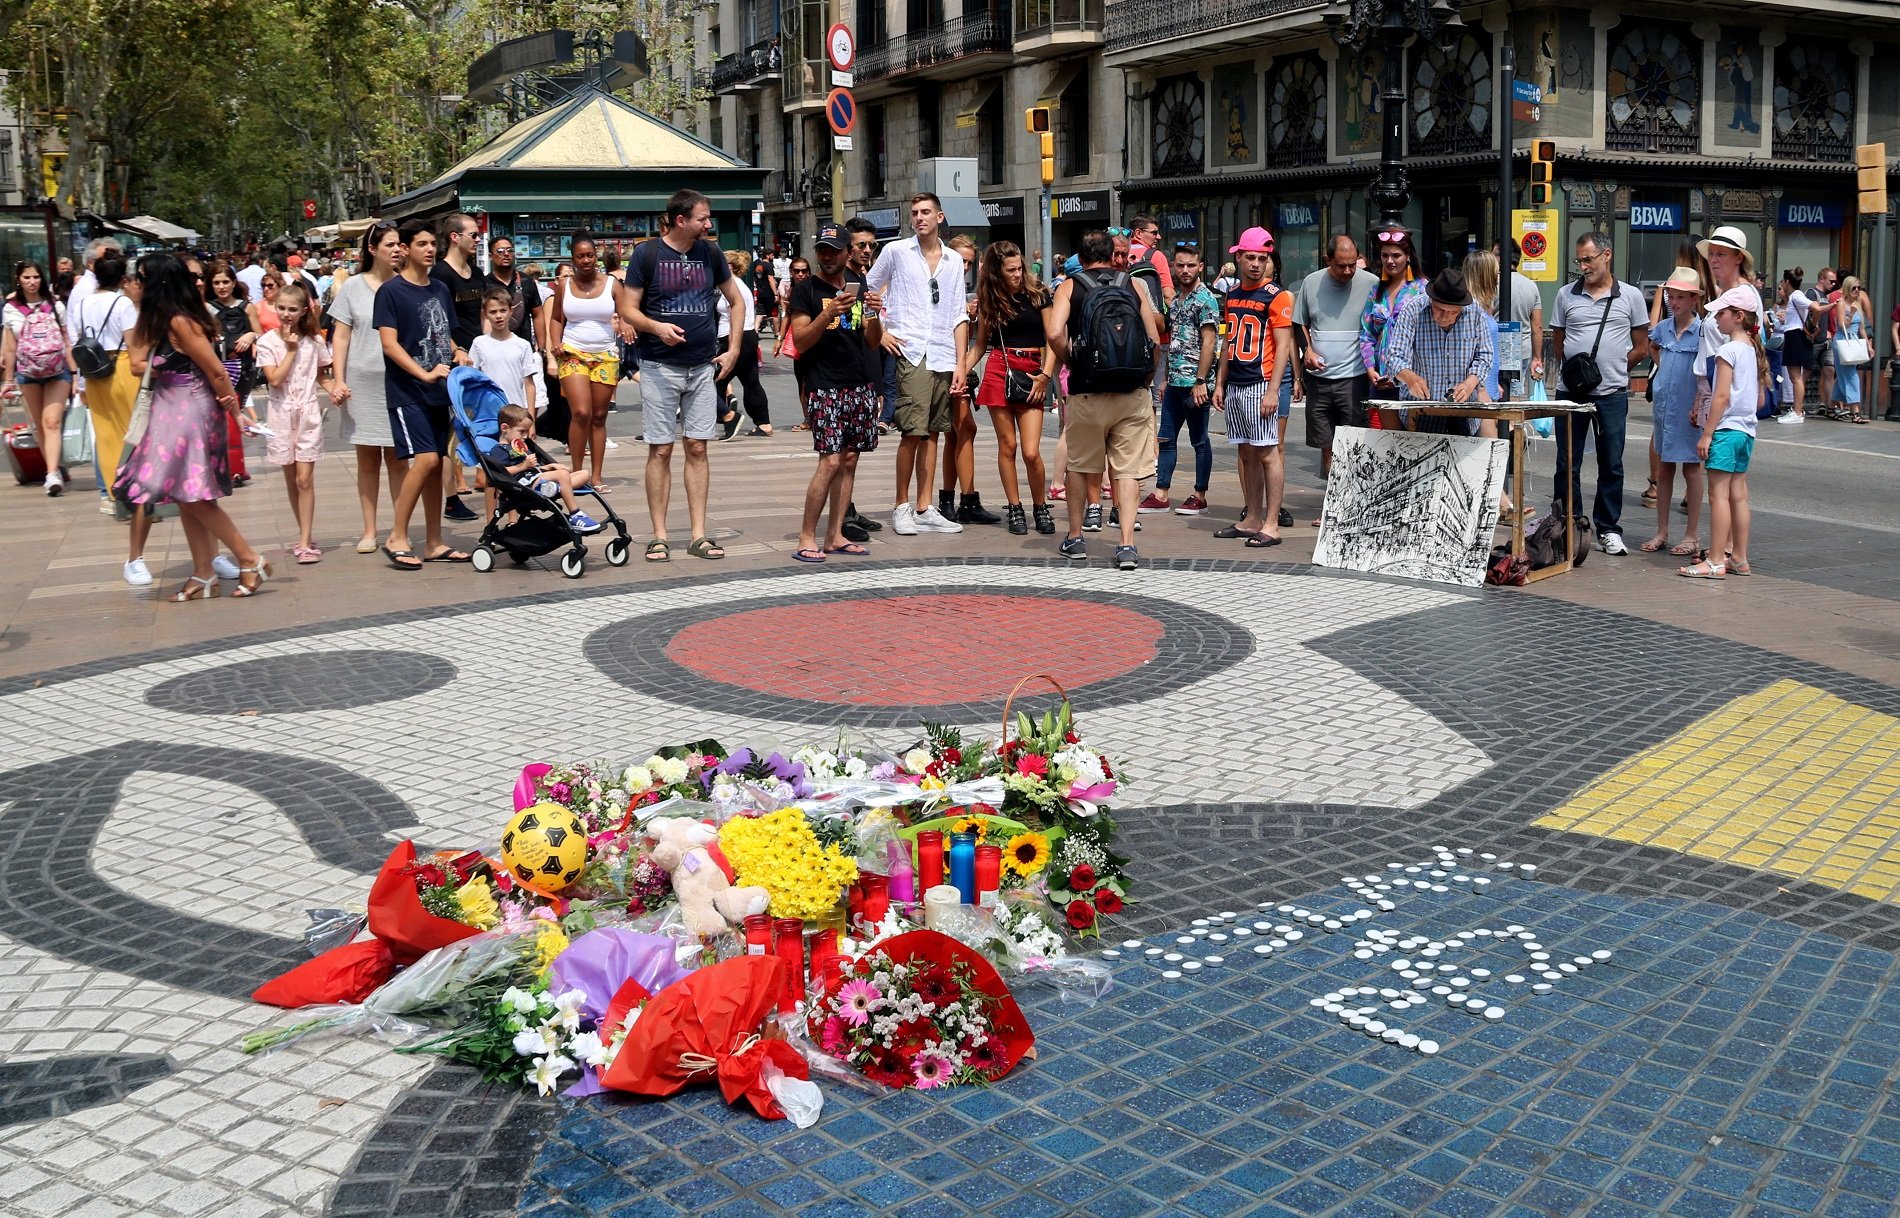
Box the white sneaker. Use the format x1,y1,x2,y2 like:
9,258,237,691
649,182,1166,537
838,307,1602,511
99,497,115,515
915,505,964,533
605,438,620,449
212,554,241,581
891,503,919,536
43,470,63,496
123,557,152,586
1776,410,1803,425
1600,531,1628,556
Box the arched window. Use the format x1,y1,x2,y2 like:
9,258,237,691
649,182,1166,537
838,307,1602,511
1773,40,1854,163
1605,24,1698,153
1411,34,1492,157
1152,74,1207,177
1267,55,1327,168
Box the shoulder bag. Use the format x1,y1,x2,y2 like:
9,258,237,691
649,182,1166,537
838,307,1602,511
1833,322,1870,367
1558,286,1616,399
111,358,176,521
998,322,1037,405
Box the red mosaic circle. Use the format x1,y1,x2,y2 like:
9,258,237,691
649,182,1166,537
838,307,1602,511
664,593,1164,705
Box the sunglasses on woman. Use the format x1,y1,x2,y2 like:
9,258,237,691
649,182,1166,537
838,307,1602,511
1376,230,1407,244
1174,241,1200,252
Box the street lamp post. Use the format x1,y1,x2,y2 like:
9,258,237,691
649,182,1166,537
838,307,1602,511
1325,0,1467,231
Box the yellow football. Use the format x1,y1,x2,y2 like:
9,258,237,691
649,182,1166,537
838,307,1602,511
500,803,589,892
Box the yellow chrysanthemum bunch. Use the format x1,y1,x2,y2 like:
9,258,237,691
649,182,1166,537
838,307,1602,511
719,808,859,921
455,876,501,929
534,923,570,971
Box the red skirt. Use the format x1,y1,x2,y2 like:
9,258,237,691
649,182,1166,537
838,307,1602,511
977,347,1046,409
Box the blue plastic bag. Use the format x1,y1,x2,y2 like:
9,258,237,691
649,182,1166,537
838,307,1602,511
1526,380,1554,439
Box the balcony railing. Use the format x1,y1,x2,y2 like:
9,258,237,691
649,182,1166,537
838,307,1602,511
711,37,783,92
1018,0,1105,39
1105,0,1318,53
856,13,1011,83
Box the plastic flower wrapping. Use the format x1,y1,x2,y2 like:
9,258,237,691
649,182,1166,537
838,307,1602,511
243,691,1125,1111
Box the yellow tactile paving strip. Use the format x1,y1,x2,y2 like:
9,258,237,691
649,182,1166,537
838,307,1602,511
1536,679,1900,904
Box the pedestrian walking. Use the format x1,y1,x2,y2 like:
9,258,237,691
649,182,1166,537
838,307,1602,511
1046,228,1161,569
1550,231,1649,555
1293,234,1378,494
1142,241,1222,517
113,253,269,600
433,214,486,521
957,239,1056,535
548,232,626,490
373,218,469,570
1640,267,1705,557
328,221,409,554
714,249,771,438
255,281,337,564
787,222,884,562
484,235,548,371
0,261,76,496
1212,227,1293,548
1681,286,1768,578
621,188,748,560
73,251,138,513
867,192,969,536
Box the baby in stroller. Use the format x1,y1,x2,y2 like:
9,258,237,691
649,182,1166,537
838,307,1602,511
486,404,602,535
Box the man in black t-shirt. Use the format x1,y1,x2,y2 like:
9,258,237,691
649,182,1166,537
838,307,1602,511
431,212,486,518
786,222,885,562
485,237,546,355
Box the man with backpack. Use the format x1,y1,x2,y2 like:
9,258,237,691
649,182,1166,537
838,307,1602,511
1212,227,1294,548
1045,229,1162,570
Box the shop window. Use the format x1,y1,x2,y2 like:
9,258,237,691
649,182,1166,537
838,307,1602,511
977,89,1005,186
1772,40,1854,163
917,84,942,161
1266,55,1325,168
1606,24,1698,154
1151,74,1205,178
1057,66,1090,178
1411,34,1491,157
867,104,888,199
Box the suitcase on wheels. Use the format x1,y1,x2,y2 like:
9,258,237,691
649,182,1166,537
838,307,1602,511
6,422,48,485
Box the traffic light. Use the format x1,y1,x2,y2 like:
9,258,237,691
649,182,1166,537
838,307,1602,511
1528,140,1555,209
1026,106,1055,185
1858,142,1888,216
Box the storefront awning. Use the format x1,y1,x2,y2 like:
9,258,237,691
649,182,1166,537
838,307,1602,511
109,214,201,243
955,82,997,130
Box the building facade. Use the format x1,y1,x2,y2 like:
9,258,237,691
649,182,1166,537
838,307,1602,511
691,0,1125,260
1106,0,1900,299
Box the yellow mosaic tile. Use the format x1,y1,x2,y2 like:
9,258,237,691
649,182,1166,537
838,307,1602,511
1536,679,1900,904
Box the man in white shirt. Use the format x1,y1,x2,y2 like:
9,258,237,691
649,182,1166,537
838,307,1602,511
236,253,268,303
866,192,968,535
65,236,121,343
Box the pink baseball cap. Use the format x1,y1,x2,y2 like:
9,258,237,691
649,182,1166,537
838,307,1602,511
1229,227,1275,254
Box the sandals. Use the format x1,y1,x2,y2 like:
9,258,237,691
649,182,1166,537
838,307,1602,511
424,548,472,563
825,542,869,556
169,575,218,602
1640,478,1658,506
644,539,671,563
687,536,725,560
1213,525,1252,539
381,544,422,571
1729,559,1754,576
294,544,322,565
1668,539,1701,557
1678,559,1726,579
230,558,274,597
1245,533,1282,548
793,547,826,563
1638,537,1668,553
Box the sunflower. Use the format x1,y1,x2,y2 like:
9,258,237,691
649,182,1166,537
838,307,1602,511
950,814,989,841
1003,831,1050,878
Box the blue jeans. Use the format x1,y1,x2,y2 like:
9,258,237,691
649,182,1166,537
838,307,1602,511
1552,390,1628,537
1157,385,1213,492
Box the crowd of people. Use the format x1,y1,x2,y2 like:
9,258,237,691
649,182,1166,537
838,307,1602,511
6,195,1896,592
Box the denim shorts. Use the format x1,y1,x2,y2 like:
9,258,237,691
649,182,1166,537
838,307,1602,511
15,370,72,385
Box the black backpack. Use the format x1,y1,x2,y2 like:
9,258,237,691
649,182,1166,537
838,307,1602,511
1067,269,1156,394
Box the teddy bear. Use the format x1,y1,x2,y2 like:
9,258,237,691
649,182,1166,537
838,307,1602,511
648,817,770,937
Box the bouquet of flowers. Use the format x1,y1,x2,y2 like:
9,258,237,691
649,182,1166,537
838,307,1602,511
808,930,1033,1089
523,761,633,836
718,807,860,921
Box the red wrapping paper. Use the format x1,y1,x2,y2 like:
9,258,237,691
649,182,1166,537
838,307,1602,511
366,840,482,965
250,939,394,1008
598,955,810,1120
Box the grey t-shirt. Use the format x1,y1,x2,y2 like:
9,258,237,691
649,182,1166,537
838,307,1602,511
1293,267,1379,380
1550,278,1648,395
1502,271,1541,324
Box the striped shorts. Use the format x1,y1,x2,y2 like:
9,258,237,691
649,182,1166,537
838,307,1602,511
1223,381,1282,447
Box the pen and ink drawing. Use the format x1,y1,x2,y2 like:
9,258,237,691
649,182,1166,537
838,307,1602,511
1314,426,1508,587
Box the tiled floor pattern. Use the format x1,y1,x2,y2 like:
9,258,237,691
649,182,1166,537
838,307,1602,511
517,873,1900,1218
1537,679,1900,905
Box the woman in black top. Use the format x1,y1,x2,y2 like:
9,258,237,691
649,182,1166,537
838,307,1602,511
205,259,261,398
957,241,1056,536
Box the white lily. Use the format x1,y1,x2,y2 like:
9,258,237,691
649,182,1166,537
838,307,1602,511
512,1027,551,1057
551,989,586,1032
569,1030,610,1069
530,1053,575,1096
501,986,539,1015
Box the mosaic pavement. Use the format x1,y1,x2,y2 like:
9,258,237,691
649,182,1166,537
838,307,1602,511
3,558,1900,1218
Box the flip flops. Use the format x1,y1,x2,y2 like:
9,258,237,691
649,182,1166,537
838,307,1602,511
382,544,422,571
424,548,471,563
793,548,826,563
826,542,869,556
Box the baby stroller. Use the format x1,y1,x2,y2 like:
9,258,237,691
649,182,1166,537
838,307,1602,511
448,367,632,578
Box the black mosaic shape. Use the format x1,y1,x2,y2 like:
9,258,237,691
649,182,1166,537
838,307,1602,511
144,649,456,716
0,1053,174,1128
0,741,414,998
582,584,1256,728
325,1061,554,1218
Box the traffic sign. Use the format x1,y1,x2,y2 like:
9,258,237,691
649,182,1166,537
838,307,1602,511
826,22,855,71
1511,80,1542,104
826,88,856,136
834,135,854,152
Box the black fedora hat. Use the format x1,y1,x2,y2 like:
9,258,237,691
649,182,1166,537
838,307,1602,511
1427,268,1471,308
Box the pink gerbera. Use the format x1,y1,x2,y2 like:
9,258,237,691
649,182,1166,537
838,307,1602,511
911,1049,955,1089
836,978,881,1026
820,1016,847,1054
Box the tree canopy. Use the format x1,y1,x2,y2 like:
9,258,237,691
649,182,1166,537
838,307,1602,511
0,0,704,246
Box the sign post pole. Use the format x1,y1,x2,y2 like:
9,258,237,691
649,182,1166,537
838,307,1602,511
1042,189,1053,285
827,16,854,224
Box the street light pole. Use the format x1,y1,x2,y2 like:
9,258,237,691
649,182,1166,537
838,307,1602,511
1326,0,1466,231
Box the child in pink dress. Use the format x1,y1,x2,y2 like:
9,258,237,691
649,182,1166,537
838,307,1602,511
255,281,338,562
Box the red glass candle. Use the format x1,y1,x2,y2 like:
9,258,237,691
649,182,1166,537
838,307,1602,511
860,874,890,926
916,830,945,890
975,845,1002,908
847,881,865,927
773,917,806,1013
743,913,773,956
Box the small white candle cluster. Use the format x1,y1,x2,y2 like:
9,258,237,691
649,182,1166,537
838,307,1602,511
1094,845,1612,1055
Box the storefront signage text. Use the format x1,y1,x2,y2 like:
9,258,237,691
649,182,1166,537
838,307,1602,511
1276,203,1318,229
981,196,1024,224
1050,190,1111,220
1779,201,1843,228
1628,203,1683,231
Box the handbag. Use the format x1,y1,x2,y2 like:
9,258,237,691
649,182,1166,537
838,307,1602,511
1559,287,1617,399
1832,335,1870,366
60,403,93,466
113,361,177,522
998,325,1037,405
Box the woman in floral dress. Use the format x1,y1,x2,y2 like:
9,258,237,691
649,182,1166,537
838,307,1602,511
113,253,270,601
